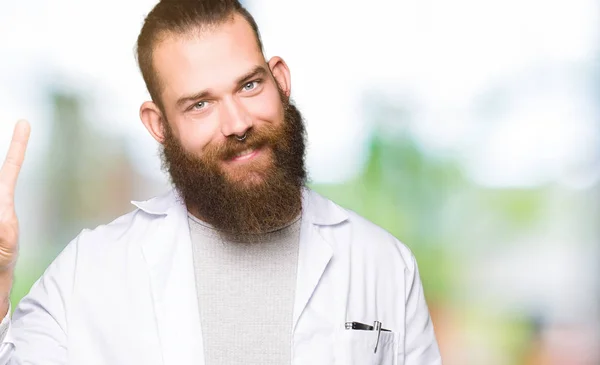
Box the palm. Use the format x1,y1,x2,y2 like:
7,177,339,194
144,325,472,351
0,121,30,270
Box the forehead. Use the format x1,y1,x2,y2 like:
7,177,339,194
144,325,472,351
153,14,264,97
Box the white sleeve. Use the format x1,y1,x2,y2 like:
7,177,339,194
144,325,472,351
403,253,443,364
0,304,13,364
0,240,78,365
0,302,11,341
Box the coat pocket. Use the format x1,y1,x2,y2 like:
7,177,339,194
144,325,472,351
336,329,396,365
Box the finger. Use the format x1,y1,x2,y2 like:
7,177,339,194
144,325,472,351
0,120,31,194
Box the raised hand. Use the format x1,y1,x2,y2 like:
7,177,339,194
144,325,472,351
0,120,31,272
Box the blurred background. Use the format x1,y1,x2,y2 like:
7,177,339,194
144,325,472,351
1,0,599,363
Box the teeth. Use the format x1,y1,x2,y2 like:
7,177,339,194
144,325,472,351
235,149,254,158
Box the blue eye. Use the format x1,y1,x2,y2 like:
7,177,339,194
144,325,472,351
192,101,207,110
242,81,258,91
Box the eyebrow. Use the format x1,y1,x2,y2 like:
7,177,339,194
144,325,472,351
175,65,269,109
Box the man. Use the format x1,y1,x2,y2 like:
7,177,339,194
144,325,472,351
0,0,441,364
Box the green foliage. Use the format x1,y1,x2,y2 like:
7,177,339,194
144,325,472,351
311,128,551,307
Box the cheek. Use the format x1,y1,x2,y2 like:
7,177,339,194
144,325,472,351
244,87,285,124
173,116,219,153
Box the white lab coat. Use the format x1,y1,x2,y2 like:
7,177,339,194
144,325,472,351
0,188,441,365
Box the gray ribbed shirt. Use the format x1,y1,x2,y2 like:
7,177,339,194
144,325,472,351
188,214,301,365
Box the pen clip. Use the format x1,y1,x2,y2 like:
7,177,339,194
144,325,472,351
373,321,382,353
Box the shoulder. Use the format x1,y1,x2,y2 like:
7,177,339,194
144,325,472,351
75,190,178,248
347,208,415,269
42,208,145,276
75,209,143,247
51,190,179,270
306,189,416,271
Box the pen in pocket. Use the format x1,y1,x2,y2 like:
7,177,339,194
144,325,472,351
345,321,391,354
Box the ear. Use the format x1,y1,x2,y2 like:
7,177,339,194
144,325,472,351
267,56,291,97
140,101,166,144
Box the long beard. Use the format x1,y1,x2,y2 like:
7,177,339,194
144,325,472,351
160,91,307,237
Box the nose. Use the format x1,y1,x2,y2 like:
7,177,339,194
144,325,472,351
220,97,253,139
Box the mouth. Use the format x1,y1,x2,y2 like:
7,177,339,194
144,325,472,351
229,147,261,162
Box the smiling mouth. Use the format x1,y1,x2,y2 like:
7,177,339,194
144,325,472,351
229,147,260,162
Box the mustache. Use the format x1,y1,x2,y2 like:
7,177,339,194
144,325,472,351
204,124,282,161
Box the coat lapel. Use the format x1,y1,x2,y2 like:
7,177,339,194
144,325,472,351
292,217,333,331
292,189,349,331
137,192,204,365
